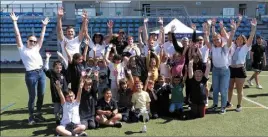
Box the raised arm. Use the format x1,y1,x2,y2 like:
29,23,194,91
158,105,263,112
38,17,50,49
83,38,89,61
171,25,183,53
10,12,23,48
104,47,111,64
55,80,66,105
144,72,151,91
57,51,68,69
219,20,229,40
146,51,151,70
126,69,134,88
152,51,160,68
44,52,51,71
138,26,144,48
143,18,149,45
63,40,72,64
211,18,217,36
84,18,91,41
57,7,64,41
191,24,197,43
246,18,257,47
227,19,237,48
157,17,164,45
78,10,87,42
204,60,211,78
76,78,84,103
236,14,243,29
188,59,194,79
203,23,212,49
105,20,114,44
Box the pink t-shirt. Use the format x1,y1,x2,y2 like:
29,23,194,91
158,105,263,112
171,58,185,77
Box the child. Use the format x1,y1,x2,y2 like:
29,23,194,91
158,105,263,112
44,52,68,125
95,88,123,128
188,59,211,118
159,47,171,79
79,75,98,129
154,75,171,117
146,50,160,81
144,72,159,119
170,52,185,77
55,79,87,136
117,78,133,122
130,81,151,122
169,75,184,117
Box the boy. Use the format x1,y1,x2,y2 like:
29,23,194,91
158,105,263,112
188,59,211,118
44,52,68,124
55,79,87,136
169,75,184,117
130,81,151,122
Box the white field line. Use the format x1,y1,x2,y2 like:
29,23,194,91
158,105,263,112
207,81,268,110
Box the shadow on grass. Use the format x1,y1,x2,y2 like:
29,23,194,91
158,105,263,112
1,104,54,116
125,130,142,135
247,93,268,98
31,122,56,136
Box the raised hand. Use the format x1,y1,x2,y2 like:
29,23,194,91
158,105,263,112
46,52,51,58
144,18,149,23
207,19,212,26
57,51,63,58
81,9,88,20
127,69,132,75
219,20,224,28
202,23,208,31
191,23,196,30
42,17,50,26
211,18,216,25
238,14,243,21
230,19,236,31
107,20,114,28
138,26,143,33
148,71,152,77
251,18,257,26
57,7,64,18
10,12,19,21
171,25,176,33
158,17,163,25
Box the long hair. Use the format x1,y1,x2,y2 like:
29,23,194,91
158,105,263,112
92,33,104,45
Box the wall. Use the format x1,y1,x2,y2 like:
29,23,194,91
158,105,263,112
0,45,21,61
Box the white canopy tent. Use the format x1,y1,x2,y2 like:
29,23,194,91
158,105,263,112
150,18,202,34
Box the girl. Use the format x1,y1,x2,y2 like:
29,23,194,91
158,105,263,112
146,51,160,81
123,36,141,56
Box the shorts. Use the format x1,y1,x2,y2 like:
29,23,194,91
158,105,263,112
252,62,263,72
81,119,96,129
61,122,78,132
229,66,247,78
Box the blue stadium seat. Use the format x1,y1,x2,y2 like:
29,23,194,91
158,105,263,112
128,24,134,27
127,19,133,23
95,24,100,27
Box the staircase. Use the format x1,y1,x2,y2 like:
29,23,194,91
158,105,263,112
257,20,268,39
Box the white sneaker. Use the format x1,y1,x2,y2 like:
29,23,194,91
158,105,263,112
247,80,254,86
256,85,263,89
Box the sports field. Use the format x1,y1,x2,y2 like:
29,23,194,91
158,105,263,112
1,72,268,136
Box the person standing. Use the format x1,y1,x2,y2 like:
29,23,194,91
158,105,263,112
10,12,49,124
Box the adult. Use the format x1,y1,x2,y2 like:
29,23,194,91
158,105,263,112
110,29,128,55
247,36,266,89
57,7,87,68
123,36,141,56
203,20,235,114
10,12,49,124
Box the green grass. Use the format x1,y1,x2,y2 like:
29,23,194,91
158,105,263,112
1,72,268,136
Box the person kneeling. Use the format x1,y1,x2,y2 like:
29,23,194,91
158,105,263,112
188,59,211,118
55,79,87,136
95,88,122,128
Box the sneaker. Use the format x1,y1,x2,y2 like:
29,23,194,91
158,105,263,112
256,85,263,89
226,102,233,108
34,113,46,122
79,132,88,136
235,105,242,112
219,108,226,114
209,104,218,111
28,117,36,125
114,122,122,128
247,80,254,86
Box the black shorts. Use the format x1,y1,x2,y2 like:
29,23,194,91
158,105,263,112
81,119,96,129
252,62,263,72
229,66,247,78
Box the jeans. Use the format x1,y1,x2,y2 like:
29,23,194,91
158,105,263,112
212,66,230,108
25,69,46,118
169,103,183,113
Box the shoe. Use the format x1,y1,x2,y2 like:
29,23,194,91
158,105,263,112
79,132,88,136
28,116,36,125
219,108,226,114
247,80,254,86
34,113,46,122
122,116,128,122
226,102,233,108
114,122,122,128
235,105,242,112
209,104,218,111
256,85,263,89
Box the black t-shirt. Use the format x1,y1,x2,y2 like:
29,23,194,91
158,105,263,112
44,68,68,103
96,97,118,112
110,37,128,55
251,44,265,63
67,61,86,95
189,77,208,105
118,88,132,108
79,80,98,120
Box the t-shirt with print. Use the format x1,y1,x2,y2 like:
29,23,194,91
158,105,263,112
108,63,125,80
251,44,265,63
60,36,81,67
189,77,208,105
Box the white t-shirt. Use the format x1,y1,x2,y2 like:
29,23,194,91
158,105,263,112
230,44,251,65
212,44,230,68
199,45,209,63
88,40,106,58
160,62,170,78
60,36,81,66
18,45,43,71
123,45,141,56
61,101,80,125
108,63,125,80
141,44,161,57
163,41,176,57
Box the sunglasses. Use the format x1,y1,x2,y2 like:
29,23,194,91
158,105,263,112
28,40,37,43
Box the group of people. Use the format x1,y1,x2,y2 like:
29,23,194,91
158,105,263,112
10,7,267,136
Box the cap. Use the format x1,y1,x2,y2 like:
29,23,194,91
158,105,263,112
181,37,189,41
